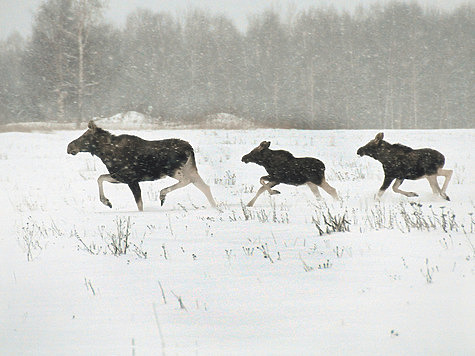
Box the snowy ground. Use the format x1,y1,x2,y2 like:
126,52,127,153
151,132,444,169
1,129,474,355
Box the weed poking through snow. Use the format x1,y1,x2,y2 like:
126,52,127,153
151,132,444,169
73,217,147,258
312,209,350,236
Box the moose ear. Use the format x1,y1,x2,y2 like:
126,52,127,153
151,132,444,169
375,132,384,143
88,120,97,131
259,141,270,149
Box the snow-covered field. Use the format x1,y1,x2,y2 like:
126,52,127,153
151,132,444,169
1,128,474,355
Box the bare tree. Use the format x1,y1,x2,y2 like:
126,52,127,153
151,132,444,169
71,0,105,126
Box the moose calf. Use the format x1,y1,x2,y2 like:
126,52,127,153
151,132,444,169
67,121,216,211
357,132,452,200
241,141,339,206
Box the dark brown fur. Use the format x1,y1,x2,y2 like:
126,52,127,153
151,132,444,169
241,141,339,206
357,132,452,200
67,121,216,210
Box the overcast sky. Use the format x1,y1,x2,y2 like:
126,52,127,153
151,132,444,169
0,0,472,40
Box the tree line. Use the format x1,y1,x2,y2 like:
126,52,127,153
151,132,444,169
0,0,473,129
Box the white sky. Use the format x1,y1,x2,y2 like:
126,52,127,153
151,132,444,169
0,0,473,40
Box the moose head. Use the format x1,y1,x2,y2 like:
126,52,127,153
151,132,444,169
241,141,271,164
356,132,385,159
67,121,111,156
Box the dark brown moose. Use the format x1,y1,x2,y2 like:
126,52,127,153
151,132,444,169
241,141,339,207
357,132,452,200
67,121,216,211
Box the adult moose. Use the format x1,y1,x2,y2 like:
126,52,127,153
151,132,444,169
357,132,452,200
67,121,216,211
241,141,339,207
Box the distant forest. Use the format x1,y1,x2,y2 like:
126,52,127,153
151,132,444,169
0,0,473,129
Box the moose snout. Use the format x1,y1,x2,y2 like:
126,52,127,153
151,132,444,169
357,147,364,156
67,143,78,155
241,155,250,163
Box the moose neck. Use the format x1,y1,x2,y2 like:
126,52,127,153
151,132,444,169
91,133,115,163
259,149,291,170
372,141,397,164
256,149,274,167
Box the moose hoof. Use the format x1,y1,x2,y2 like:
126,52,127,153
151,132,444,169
441,193,450,201
270,190,280,195
101,198,112,208
160,195,166,206
407,192,418,197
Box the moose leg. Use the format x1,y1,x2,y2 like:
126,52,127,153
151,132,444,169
437,168,453,197
247,182,278,207
128,182,143,211
260,175,280,195
318,178,340,200
307,182,322,199
429,172,450,201
426,175,439,194
190,173,217,207
160,179,191,206
392,179,418,197
97,174,119,208
377,176,395,199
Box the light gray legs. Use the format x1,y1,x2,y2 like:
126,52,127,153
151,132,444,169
97,174,119,208
247,182,278,207
160,179,191,206
308,180,339,201
248,178,339,207
392,179,418,197
98,175,144,210
427,170,451,201
437,168,452,200
307,182,322,199
191,174,217,207
389,170,452,201
159,160,216,207
319,179,340,200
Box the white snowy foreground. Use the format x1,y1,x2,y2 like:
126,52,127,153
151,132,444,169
1,129,474,355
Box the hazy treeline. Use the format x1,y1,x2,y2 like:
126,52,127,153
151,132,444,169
0,0,473,129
